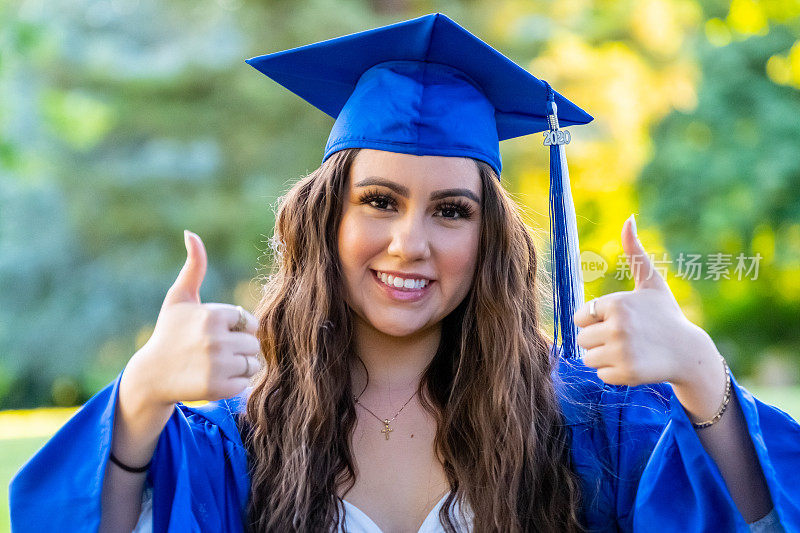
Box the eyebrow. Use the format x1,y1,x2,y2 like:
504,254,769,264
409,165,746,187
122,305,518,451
354,177,481,204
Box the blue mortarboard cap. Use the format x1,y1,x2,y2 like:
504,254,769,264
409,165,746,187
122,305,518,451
246,13,592,360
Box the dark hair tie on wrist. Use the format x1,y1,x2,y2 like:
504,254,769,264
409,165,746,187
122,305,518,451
109,451,151,473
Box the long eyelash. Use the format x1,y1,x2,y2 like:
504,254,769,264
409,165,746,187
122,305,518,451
437,199,475,220
357,189,396,209
356,188,475,220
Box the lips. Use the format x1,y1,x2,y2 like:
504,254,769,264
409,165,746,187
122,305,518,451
370,269,434,302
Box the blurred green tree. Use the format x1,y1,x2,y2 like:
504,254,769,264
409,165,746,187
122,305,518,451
641,13,800,375
0,0,397,407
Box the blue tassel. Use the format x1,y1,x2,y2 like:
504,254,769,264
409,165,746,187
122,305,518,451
543,82,585,360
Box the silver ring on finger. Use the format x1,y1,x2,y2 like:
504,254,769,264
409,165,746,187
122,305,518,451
231,305,247,332
589,299,598,320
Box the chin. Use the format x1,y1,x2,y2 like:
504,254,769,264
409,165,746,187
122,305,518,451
366,315,434,338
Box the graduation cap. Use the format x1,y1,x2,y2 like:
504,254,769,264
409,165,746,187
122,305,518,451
246,13,593,360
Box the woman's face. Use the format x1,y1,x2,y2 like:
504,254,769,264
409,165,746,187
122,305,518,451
338,148,482,338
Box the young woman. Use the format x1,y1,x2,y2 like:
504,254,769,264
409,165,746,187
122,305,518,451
10,13,798,533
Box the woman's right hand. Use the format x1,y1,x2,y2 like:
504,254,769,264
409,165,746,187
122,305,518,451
125,230,262,407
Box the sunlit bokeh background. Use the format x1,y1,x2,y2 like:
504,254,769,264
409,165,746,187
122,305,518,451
2,0,799,529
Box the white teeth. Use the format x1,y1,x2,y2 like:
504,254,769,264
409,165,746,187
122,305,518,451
375,271,430,290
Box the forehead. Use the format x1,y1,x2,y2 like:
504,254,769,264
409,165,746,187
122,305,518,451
350,149,481,195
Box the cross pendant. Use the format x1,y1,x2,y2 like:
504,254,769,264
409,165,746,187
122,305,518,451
381,419,393,440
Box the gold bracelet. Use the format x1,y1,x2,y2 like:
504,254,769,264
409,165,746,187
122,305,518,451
691,354,731,429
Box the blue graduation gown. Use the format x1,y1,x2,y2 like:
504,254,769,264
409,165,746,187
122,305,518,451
9,357,800,531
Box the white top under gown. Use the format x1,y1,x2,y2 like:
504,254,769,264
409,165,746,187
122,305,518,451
335,490,474,533
132,486,474,532
132,484,782,532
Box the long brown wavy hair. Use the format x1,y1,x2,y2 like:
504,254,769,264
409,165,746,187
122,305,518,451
240,148,586,532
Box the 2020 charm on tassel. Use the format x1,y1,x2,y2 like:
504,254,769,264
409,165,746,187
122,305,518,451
543,82,585,360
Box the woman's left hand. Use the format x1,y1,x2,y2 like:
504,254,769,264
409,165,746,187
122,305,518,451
572,214,721,388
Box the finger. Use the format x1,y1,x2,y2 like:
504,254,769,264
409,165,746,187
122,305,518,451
204,303,258,334
223,331,261,356
227,305,257,334
596,366,630,386
573,296,610,328
575,322,611,351
621,214,668,292
216,377,253,400
164,230,208,306
219,353,262,379
581,345,614,369
239,354,262,378
242,355,262,377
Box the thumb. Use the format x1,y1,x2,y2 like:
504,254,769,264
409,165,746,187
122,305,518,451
622,214,667,291
163,230,208,306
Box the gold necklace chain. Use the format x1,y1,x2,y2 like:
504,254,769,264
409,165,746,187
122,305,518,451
353,387,418,440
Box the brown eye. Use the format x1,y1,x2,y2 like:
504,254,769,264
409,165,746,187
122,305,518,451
435,201,474,220
357,190,396,211
370,197,391,209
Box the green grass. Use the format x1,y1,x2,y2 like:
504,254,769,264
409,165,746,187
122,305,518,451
1,437,50,533
1,386,798,532
743,384,800,421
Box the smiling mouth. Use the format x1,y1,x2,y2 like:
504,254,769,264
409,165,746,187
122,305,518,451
370,269,435,293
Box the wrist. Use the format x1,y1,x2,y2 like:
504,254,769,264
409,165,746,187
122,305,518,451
122,349,175,412
667,325,728,425
112,351,176,471
690,356,731,429
667,321,721,389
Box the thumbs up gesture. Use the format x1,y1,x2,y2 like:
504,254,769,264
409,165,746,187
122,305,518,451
572,215,720,388
125,230,262,406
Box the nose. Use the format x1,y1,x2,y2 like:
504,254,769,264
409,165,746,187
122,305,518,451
386,211,431,262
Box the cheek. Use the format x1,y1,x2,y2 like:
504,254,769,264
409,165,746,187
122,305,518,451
437,227,480,292
338,213,382,273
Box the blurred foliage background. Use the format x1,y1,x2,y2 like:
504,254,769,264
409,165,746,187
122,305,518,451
2,0,800,528
1,0,799,408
